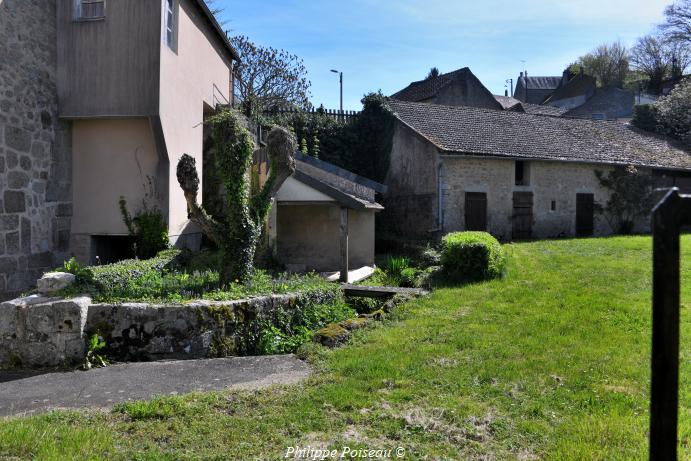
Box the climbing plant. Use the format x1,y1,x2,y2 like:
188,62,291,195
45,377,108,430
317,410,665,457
119,198,169,259
176,110,296,284
594,165,654,234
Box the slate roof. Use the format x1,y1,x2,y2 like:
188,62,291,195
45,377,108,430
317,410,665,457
387,98,691,170
563,86,634,119
519,103,568,117
543,74,596,104
493,95,521,109
519,76,562,90
390,67,500,109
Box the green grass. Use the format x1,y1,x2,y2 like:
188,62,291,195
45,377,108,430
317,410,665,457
2,235,690,460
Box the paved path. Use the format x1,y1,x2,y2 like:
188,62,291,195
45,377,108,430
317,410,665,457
0,355,310,417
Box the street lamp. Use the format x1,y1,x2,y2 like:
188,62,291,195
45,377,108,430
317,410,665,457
330,69,343,113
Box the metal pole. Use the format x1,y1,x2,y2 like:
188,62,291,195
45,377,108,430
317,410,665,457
648,187,691,460
339,72,343,113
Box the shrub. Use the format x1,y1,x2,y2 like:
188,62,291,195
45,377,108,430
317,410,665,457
440,232,506,281
119,197,169,259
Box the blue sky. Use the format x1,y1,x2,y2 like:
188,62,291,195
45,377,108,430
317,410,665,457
218,0,670,110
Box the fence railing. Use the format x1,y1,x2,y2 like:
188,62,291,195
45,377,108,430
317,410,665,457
262,107,360,123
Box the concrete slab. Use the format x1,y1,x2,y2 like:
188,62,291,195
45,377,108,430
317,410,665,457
0,355,310,417
322,265,375,283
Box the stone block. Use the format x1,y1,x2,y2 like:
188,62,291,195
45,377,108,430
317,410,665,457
0,156,4,173
4,190,25,213
0,215,19,231
28,251,52,269
55,203,72,217
52,297,89,333
19,155,31,171
19,342,58,367
0,302,18,338
21,218,31,254
6,232,20,255
37,272,75,294
7,171,29,189
0,257,17,273
5,151,18,169
4,126,31,153
25,303,55,335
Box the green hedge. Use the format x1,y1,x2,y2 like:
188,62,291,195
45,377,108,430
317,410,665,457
440,231,506,281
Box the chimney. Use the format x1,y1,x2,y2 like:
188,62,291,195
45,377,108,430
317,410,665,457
505,89,508,96
525,70,528,77
520,71,523,78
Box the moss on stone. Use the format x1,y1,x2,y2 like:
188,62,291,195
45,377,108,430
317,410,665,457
313,323,349,348
340,317,370,331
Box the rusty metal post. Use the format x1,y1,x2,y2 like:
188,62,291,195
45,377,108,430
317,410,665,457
650,188,691,460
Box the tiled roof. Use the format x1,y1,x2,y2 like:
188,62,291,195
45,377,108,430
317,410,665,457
387,99,691,170
544,74,596,104
391,69,463,101
519,103,568,117
563,86,634,119
493,95,521,109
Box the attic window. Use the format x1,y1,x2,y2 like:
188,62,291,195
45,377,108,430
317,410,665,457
515,160,529,186
75,0,105,20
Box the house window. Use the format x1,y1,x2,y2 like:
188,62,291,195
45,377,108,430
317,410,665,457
164,0,177,50
75,0,105,20
515,160,529,186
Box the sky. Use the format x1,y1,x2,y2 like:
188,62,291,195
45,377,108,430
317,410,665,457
218,0,670,111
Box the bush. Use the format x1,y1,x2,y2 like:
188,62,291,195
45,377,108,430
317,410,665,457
440,232,506,281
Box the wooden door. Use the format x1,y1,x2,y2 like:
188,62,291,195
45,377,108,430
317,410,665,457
576,193,594,236
465,192,487,231
512,191,533,240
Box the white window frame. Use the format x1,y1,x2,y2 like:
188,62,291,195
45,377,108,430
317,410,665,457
163,0,178,51
74,0,106,21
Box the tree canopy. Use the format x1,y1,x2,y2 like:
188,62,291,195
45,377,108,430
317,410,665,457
576,41,630,88
230,35,312,116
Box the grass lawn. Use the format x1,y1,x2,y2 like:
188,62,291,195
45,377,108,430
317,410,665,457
1,235,689,460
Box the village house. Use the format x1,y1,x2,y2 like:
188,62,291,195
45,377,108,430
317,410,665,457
513,72,562,105
380,98,691,242
0,0,237,298
391,67,504,110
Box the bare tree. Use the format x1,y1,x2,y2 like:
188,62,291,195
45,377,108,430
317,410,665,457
577,41,630,87
660,0,691,44
230,35,311,116
631,34,691,93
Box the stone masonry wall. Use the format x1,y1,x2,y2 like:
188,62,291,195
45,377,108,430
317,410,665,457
0,292,325,368
441,157,650,240
0,0,72,300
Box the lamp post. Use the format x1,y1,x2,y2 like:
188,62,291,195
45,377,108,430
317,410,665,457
330,69,343,113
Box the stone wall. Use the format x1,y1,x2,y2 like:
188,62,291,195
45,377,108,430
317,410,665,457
0,291,332,368
440,157,650,239
0,0,72,300
379,122,440,240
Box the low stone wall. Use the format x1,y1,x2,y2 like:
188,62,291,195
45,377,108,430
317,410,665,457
0,292,319,368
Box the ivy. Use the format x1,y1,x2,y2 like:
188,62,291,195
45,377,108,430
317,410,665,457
594,165,654,234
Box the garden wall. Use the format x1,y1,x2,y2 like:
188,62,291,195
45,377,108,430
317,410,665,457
0,291,332,368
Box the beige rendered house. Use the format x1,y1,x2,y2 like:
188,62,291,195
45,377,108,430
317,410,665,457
0,0,237,299
60,0,238,262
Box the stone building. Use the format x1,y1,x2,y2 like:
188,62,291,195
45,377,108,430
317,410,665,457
380,99,691,242
513,72,562,105
0,0,237,299
391,67,504,110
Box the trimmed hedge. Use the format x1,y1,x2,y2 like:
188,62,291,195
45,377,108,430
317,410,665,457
440,231,506,281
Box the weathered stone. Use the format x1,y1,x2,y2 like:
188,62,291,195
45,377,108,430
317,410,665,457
313,323,350,348
5,232,19,255
0,156,4,173
0,215,19,231
56,203,72,217
4,191,25,213
0,257,17,273
0,302,18,338
37,272,75,294
19,155,31,170
4,126,31,152
20,218,31,254
7,171,29,189
5,151,18,169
